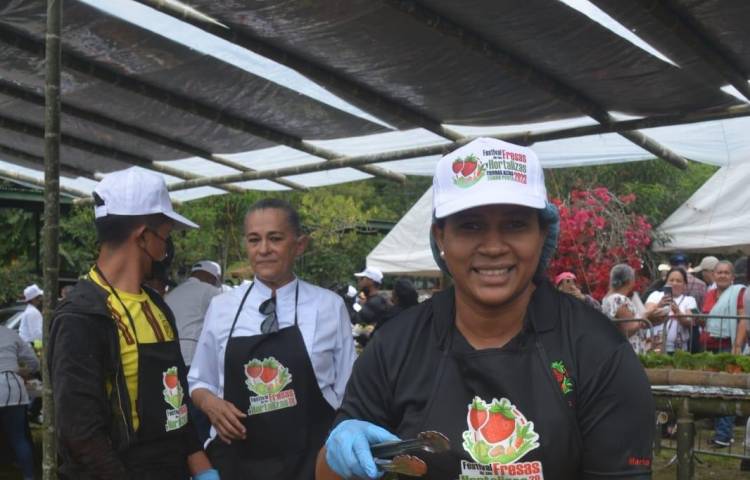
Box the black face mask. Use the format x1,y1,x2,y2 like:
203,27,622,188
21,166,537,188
144,236,174,282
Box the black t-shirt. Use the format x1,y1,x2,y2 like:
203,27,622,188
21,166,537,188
354,293,390,325
337,281,654,479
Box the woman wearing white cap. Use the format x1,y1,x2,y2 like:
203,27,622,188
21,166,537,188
318,138,654,479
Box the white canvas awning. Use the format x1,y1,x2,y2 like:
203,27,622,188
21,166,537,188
655,160,750,254
367,187,439,277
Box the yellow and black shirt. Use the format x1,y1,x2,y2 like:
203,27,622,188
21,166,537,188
89,268,175,431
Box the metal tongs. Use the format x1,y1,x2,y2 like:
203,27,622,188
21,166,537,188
371,431,450,477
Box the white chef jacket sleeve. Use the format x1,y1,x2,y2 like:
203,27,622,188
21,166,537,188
331,296,357,407
31,309,43,342
188,298,221,396
18,313,30,343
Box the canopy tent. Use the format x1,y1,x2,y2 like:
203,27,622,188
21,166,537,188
655,161,750,254
367,186,439,277
1,0,750,199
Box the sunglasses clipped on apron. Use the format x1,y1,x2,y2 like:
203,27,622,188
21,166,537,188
208,281,335,479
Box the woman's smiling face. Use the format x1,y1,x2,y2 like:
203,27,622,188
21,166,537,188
434,204,546,310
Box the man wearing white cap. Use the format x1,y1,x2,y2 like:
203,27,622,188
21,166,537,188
49,167,217,480
18,284,43,344
165,261,222,442
693,255,719,291
320,138,653,479
352,267,390,327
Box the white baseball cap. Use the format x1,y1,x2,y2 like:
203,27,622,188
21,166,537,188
354,267,384,284
191,260,221,279
692,256,719,273
23,284,43,302
432,137,547,219
93,167,198,230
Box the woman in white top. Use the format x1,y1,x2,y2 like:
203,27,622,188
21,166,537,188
602,264,648,354
645,267,697,353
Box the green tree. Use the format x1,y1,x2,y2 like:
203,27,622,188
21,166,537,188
546,160,718,226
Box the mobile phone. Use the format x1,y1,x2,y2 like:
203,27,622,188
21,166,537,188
662,285,672,298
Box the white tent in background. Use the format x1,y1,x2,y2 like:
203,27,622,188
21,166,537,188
655,161,750,254
367,187,440,277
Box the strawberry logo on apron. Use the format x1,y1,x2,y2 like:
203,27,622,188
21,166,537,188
244,356,297,415
162,366,188,432
461,396,543,479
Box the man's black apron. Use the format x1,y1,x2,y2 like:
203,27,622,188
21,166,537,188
208,281,335,479
95,267,190,479
410,309,583,480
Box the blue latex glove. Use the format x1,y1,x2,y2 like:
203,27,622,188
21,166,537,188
325,419,400,479
192,468,220,480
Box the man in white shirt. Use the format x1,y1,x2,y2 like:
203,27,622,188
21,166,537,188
18,284,43,344
693,255,719,291
166,261,222,367
189,198,356,479
166,261,222,444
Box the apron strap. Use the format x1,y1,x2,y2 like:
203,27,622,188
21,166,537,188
94,265,141,343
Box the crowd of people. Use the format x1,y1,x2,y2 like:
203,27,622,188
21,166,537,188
13,137,735,478
559,254,749,359
558,253,750,454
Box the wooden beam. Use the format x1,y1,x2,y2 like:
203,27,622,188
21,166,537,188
132,0,465,141
167,147,432,191
381,0,689,169
626,0,750,102
0,79,306,191
0,167,87,198
0,24,406,183
164,103,750,191
0,114,248,194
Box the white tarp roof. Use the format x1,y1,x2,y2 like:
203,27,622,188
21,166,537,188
655,161,750,254
369,115,750,275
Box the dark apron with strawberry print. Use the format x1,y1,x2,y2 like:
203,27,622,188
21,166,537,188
94,267,190,477
208,282,335,480
412,317,582,480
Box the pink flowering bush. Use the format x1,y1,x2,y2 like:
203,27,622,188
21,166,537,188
548,187,652,300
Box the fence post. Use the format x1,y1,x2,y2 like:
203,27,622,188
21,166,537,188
676,400,694,480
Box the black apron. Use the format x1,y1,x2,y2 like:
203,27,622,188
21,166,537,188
208,281,335,480
95,267,190,478
411,311,583,480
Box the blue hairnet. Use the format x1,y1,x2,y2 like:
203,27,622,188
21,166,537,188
430,201,560,279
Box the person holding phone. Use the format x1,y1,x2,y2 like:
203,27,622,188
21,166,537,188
644,267,697,354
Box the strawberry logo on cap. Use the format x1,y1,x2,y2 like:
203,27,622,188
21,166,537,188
451,153,486,188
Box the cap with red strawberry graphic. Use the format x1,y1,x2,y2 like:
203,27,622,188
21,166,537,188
433,137,547,219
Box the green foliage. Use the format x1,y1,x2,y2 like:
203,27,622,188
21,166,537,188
640,352,750,372
168,177,432,287
546,160,718,226
59,205,97,276
0,209,39,304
